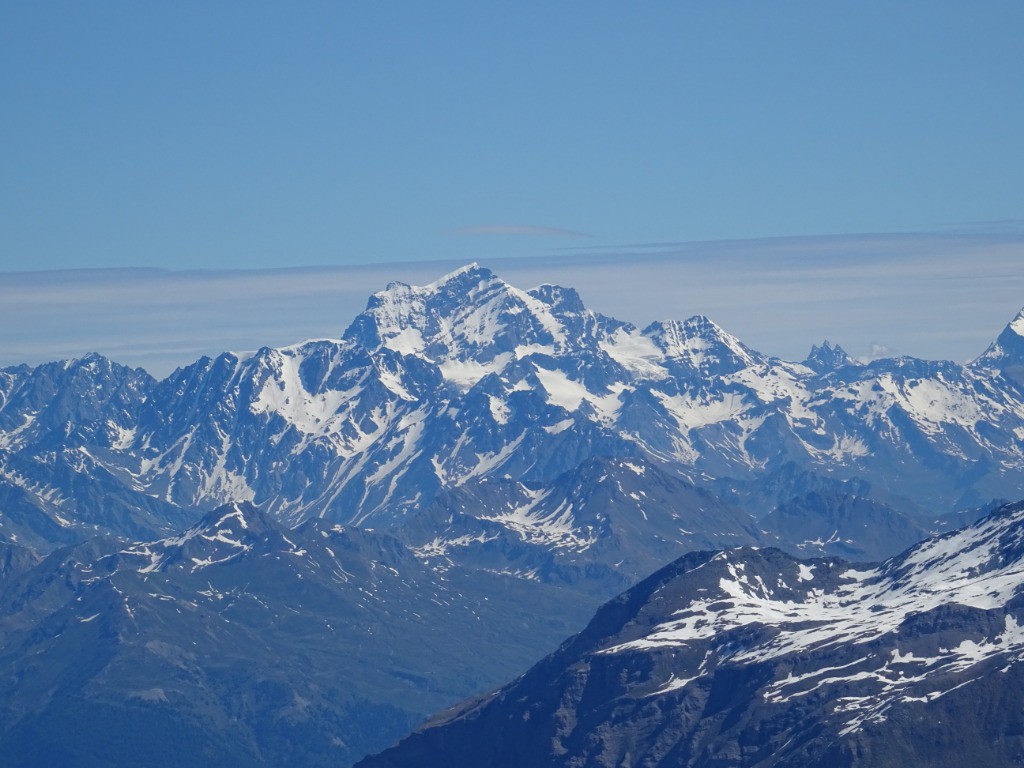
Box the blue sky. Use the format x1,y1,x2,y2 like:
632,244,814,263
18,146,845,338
2,2,1022,271
2,4,1023,375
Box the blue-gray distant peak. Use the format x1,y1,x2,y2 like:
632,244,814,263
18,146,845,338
973,306,1024,374
528,283,586,314
804,340,857,373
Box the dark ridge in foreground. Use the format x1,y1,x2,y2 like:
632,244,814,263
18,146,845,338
359,501,1024,768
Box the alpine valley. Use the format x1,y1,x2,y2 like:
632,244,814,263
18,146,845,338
2,264,1024,765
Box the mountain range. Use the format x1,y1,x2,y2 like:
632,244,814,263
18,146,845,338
3,264,1024,765
3,263,1023,553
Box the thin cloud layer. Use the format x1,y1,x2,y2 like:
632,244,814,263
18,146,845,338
449,225,592,237
2,232,1022,378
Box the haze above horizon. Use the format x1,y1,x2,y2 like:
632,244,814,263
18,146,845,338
3,232,1023,377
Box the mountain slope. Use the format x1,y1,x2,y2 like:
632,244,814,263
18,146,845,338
359,500,1024,768
0,503,592,767
758,489,933,561
397,455,757,597
0,355,195,549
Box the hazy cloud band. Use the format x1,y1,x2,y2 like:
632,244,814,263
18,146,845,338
3,232,1022,377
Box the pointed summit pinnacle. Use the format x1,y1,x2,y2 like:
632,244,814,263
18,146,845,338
423,262,497,292
804,340,856,373
972,306,1024,381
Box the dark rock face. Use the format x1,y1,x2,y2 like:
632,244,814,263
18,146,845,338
0,541,39,581
758,489,932,561
360,501,1024,768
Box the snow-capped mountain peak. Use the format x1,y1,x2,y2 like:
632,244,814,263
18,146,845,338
1011,308,1024,337
342,264,585,389
642,315,762,377
973,305,1024,376
356,265,610,355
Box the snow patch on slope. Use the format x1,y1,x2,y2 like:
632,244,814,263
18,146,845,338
603,507,1024,733
250,349,363,435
